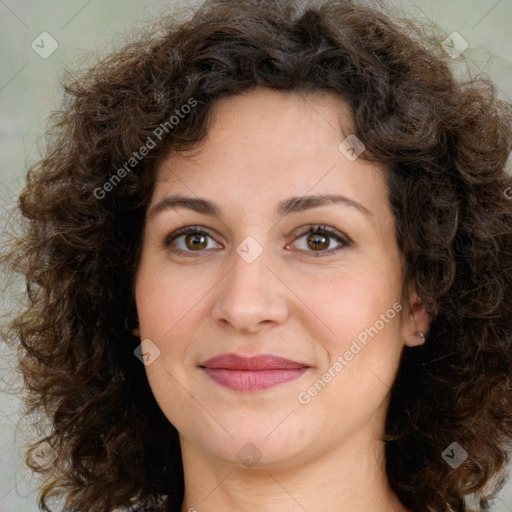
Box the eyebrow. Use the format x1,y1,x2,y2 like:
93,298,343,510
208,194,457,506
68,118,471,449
147,193,371,219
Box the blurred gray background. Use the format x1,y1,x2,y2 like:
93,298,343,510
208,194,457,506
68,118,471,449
1,0,511,510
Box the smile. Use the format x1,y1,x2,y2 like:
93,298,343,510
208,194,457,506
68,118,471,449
199,353,310,392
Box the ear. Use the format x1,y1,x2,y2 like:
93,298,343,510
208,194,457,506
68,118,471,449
401,288,432,347
132,326,141,338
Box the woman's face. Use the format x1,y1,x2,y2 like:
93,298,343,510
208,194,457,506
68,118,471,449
135,88,422,469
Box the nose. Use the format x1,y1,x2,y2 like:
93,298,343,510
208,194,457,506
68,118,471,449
211,243,289,333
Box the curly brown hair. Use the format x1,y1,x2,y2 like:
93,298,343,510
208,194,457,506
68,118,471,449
2,0,512,511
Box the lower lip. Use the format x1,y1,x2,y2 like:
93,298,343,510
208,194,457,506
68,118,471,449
201,368,309,392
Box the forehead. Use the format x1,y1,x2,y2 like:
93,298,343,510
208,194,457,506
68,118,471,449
152,88,387,216
168,88,356,161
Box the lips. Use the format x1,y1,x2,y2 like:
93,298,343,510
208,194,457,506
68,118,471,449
199,353,310,392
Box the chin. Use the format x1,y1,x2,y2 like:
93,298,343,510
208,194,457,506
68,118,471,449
183,406,330,468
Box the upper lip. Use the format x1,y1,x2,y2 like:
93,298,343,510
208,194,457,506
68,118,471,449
199,353,309,370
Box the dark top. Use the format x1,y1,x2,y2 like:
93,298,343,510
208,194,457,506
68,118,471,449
117,494,180,512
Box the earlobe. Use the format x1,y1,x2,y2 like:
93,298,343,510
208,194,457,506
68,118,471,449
132,326,141,338
402,290,432,347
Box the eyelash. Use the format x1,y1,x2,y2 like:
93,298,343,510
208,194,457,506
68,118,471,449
163,224,351,258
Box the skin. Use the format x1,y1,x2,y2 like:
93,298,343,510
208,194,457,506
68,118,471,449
134,87,431,512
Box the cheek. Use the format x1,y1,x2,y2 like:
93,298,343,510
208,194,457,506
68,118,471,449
135,260,207,337
133,268,206,394
297,262,401,340
298,261,404,394
134,265,202,427
301,296,402,431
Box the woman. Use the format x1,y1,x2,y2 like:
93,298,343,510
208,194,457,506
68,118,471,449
2,0,512,511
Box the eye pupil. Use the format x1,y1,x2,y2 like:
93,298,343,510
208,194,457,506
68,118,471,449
186,234,207,250
307,233,329,250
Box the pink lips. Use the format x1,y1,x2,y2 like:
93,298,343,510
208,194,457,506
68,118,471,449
199,353,309,392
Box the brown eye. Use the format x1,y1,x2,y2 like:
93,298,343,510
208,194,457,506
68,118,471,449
164,226,222,255
184,233,208,250
306,232,330,251
290,225,350,256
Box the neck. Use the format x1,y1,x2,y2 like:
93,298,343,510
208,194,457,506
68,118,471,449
178,421,410,512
